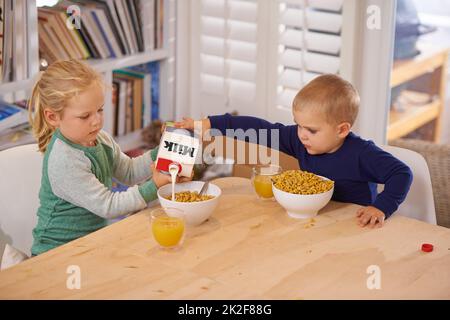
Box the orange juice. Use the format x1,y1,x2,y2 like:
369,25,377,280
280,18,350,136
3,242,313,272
253,175,274,198
152,216,185,248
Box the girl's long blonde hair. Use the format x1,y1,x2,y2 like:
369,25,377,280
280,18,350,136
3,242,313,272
28,59,104,153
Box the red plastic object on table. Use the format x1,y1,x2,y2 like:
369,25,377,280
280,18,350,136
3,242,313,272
421,243,434,252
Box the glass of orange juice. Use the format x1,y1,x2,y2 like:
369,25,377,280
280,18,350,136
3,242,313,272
251,165,282,201
151,208,185,250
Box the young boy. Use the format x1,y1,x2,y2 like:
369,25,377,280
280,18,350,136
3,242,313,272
175,74,413,228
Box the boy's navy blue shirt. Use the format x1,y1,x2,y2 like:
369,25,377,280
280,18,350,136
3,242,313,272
209,113,413,218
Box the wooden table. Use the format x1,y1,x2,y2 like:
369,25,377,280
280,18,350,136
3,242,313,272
1,177,449,299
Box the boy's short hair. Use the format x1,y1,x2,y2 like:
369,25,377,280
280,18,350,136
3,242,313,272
292,74,360,125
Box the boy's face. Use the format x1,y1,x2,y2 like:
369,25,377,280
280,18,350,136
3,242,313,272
45,83,105,147
293,109,349,155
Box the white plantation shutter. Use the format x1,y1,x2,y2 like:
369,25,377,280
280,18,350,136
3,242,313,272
270,0,346,123
188,0,356,123
162,0,177,120
191,0,267,117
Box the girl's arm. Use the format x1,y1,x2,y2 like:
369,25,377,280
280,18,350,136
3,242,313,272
104,132,157,186
48,143,158,219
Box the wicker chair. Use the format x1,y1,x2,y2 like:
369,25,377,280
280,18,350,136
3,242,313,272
389,139,450,228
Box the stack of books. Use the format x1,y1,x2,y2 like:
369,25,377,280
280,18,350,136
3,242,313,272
0,0,30,83
0,100,29,133
112,61,160,137
0,100,34,150
38,0,165,64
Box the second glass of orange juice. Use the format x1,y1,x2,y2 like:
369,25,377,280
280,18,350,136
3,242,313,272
151,208,185,250
251,165,282,201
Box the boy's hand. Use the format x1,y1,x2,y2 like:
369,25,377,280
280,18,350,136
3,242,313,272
356,206,385,228
174,117,195,130
174,117,211,135
150,164,194,188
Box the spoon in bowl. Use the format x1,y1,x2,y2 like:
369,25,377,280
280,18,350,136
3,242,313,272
198,181,209,196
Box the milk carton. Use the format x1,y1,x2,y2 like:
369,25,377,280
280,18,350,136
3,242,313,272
155,123,200,177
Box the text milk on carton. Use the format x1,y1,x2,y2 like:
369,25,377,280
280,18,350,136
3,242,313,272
155,123,200,178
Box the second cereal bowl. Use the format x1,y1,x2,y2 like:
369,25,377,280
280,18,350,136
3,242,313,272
157,181,222,226
272,175,334,219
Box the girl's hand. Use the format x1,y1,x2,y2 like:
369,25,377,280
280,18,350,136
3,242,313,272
150,164,195,188
151,164,172,188
356,206,386,228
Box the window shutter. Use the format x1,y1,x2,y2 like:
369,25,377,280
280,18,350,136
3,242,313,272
189,0,355,124
191,0,267,117
272,0,344,121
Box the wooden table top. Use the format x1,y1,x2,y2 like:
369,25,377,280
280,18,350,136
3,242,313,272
1,177,449,299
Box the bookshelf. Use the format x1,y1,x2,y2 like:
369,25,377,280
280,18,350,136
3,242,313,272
388,43,448,142
0,0,176,152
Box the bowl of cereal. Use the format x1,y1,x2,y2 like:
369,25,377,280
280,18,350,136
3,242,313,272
271,170,334,219
157,181,221,226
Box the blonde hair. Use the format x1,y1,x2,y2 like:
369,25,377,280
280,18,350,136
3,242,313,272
292,74,360,126
28,59,104,153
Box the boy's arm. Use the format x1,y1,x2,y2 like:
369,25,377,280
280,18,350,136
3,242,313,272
359,143,413,218
208,113,298,157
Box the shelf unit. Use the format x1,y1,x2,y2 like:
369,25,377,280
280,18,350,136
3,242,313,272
0,0,176,152
388,43,449,142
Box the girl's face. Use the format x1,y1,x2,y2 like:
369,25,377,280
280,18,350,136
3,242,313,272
293,109,349,155
47,83,105,147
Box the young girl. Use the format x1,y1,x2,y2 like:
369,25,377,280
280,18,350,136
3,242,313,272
28,59,189,256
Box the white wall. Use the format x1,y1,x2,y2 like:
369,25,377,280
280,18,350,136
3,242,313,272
351,0,397,145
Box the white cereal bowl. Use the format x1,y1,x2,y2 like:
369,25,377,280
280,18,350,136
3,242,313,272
157,181,222,226
272,177,334,219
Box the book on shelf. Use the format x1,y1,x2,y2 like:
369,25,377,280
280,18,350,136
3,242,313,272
126,0,144,52
111,61,159,137
0,124,35,151
129,61,160,121
38,9,80,60
1,0,30,84
0,98,35,150
39,7,90,60
0,100,29,133
0,0,3,78
113,72,143,133
156,0,164,50
112,73,135,135
99,0,130,55
138,0,155,52
38,0,165,64
13,0,28,82
114,68,152,127
112,79,127,136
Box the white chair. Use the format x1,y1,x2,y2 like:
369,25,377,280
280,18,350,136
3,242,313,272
0,144,42,264
381,145,436,224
